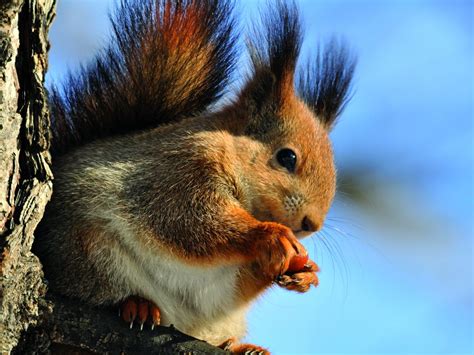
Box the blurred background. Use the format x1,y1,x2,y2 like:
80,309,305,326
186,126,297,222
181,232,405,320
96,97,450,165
46,0,473,354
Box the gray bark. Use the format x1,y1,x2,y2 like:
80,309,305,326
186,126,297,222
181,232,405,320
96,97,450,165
15,294,227,354
0,0,55,352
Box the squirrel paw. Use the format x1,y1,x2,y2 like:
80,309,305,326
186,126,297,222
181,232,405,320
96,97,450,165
218,337,269,355
276,259,320,293
253,222,306,279
119,296,161,330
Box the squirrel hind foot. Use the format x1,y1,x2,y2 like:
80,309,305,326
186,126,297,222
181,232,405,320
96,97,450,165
120,296,161,331
218,337,270,355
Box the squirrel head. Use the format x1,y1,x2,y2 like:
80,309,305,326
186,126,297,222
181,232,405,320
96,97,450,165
232,91,336,235
229,2,355,237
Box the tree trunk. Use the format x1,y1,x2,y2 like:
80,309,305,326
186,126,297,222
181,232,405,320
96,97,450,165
0,0,55,352
0,1,224,353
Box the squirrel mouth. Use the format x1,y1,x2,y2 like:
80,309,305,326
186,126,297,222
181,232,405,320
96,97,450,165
294,230,313,239
254,209,312,238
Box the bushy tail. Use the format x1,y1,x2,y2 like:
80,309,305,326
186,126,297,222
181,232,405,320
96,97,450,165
50,0,236,154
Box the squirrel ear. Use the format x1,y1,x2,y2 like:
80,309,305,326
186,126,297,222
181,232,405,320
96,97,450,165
235,69,280,138
239,69,276,115
247,1,302,106
230,1,302,137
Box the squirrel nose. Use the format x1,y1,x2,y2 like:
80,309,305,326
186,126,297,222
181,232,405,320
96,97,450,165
301,216,320,232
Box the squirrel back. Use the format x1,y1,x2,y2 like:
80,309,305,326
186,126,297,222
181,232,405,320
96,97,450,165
38,0,356,351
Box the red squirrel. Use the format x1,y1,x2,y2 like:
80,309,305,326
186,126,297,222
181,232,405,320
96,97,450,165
35,0,355,353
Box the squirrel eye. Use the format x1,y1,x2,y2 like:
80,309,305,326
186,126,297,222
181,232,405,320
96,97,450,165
276,148,297,173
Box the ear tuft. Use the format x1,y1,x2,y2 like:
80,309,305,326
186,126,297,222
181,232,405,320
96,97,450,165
248,1,302,100
297,39,356,129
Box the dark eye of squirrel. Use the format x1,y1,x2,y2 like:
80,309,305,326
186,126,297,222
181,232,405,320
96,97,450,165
276,148,297,173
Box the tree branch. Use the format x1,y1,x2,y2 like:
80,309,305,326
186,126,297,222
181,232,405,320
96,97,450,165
16,293,226,354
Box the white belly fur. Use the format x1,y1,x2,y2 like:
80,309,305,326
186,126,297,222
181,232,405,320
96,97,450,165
106,217,248,345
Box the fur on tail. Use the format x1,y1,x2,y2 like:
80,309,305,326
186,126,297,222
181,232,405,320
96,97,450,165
50,0,237,154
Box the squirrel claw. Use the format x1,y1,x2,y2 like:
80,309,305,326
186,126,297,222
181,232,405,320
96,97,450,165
120,296,161,330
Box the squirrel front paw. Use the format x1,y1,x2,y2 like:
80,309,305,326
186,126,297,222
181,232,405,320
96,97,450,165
252,222,306,279
276,259,319,293
119,296,161,330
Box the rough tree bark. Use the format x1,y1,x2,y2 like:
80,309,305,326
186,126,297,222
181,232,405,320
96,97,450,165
0,1,225,353
0,0,55,352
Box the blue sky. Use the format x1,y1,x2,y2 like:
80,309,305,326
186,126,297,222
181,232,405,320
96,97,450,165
47,1,473,353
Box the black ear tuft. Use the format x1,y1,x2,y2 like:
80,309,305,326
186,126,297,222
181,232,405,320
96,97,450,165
248,0,302,98
297,39,356,129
